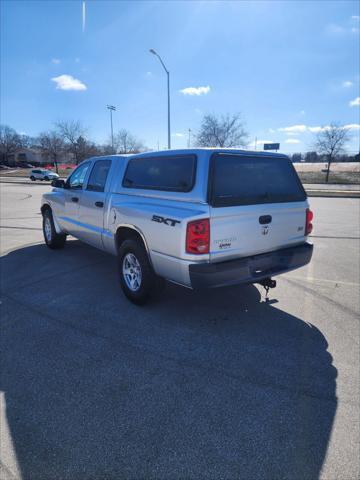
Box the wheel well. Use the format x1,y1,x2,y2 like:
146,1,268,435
115,227,147,252
41,204,51,215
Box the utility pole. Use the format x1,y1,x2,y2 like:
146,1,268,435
254,136,257,151
188,128,192,148
107,105,116,152
149,49,171,149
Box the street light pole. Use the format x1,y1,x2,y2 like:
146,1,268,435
107,105,116,152
149,49,171,149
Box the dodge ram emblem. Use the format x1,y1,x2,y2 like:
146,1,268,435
262,225,269,235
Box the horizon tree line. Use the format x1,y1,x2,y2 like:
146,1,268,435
0,115,357,179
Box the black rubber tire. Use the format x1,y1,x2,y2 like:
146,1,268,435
30,176,35,181
44,176,50,181
42,209,66,249
118,238,164,305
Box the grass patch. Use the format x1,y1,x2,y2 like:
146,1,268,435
298,171,360,185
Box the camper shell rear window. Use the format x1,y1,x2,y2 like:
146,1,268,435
208,153,307,207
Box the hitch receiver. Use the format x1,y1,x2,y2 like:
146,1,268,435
257,277,277,289
256,277,277,302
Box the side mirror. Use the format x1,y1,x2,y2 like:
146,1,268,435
51,179,66,188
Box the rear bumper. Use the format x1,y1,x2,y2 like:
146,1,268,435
189,242,313,289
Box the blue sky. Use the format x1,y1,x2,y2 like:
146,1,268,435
1,0,359,152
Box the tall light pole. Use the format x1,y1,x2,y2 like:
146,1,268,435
107,105,116,152
149,49,171,149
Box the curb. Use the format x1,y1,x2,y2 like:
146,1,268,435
305,189,360,198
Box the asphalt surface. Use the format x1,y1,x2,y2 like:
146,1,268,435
0,183,359,480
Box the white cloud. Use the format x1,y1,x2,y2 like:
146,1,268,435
349,96,360,107
51,74,87,91
308,126,327,133
326,23,345,34
276,123,359,136
342,80,353,87
180,86,210,96
172,133,184,137
268,128,275,134
326,17,359,34
51,58,61,64
344,124,360,131
285,138,301,144
278,124,307,135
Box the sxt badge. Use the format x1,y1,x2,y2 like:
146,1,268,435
152,215,180,227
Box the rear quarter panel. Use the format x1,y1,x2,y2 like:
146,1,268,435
107,150,211,286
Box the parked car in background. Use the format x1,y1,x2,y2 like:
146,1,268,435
30,169,59,181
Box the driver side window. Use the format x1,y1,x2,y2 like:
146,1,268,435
68,162,90,189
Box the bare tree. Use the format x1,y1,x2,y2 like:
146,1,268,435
113,129,146,154
0,125,23,163
314,123,351,182
55,120,89,164
37,131,65,173
75,135,101,162
195,113,249,148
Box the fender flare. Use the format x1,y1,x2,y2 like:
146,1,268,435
114,223,152,262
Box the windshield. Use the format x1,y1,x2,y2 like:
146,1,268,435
210,154,307,207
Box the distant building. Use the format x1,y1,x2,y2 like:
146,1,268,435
6,148,74,166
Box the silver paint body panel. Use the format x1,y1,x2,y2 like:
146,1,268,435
41,149,310,288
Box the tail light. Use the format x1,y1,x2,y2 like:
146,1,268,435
305,208,313,235
186,218,210,254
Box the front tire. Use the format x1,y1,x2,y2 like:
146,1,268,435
44,176,50,181
30,176,35,181
42,209,66,249
118,238,164,305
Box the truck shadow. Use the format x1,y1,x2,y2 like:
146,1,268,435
1,241,337,480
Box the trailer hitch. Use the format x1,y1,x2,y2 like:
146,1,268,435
256,277,277,302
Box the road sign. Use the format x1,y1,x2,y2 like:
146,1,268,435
264,143,280,151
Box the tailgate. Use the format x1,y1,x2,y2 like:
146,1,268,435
210,201,308,262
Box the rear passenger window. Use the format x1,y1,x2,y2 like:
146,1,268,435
87,160,111,192
122,155,196,192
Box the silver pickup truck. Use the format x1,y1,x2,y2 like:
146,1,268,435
41,148,313,304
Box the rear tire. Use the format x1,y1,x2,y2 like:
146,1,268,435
44,176,50,181
117,238,164,305
42,209,66,249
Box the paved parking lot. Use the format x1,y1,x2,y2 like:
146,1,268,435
1,182,359,480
